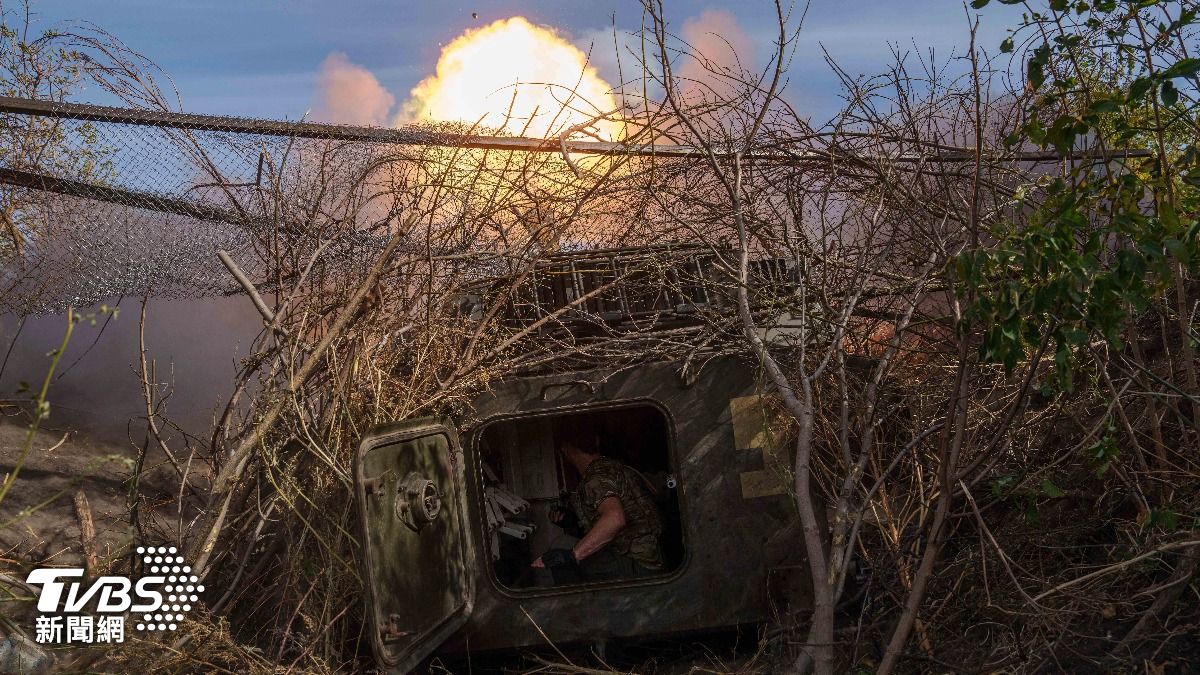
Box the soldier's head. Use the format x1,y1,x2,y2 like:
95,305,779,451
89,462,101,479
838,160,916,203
554,423,601,469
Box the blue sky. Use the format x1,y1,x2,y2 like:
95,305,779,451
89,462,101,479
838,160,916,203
27,1,1029,124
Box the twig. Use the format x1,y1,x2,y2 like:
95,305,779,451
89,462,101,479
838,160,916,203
0,308,74,509
519,605,576,668
190,217,413,577
217,248,280,330
1031,538,1200,603
73,488,98,576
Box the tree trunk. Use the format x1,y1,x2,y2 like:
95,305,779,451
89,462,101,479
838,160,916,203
789,410,835,675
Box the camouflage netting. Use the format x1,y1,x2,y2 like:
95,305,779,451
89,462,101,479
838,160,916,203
1,98,656,315
2,193,252,312
0,101,282,312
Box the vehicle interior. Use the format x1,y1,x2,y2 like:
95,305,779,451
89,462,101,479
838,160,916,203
476,404,685,590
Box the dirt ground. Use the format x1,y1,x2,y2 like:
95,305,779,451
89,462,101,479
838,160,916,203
0,417,192,630
0,416,204,672
1,420,139,568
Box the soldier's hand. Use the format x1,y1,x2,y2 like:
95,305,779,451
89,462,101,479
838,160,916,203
549,492,572,525
550,502,582,536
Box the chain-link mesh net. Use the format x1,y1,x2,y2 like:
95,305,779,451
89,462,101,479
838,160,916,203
0,101,305,313
1,97,694,316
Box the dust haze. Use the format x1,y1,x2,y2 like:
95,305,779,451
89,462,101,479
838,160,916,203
1,297,262,444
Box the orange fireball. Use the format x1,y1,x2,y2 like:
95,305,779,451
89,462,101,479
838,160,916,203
400,17,623,141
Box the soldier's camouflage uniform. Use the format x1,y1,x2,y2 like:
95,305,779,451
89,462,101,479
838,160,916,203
570,456,664,573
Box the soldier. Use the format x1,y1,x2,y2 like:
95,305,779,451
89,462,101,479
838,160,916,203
531,425,664,583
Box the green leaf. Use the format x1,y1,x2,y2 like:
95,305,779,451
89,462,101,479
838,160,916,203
970,0,990,7
1025,117,1047,144
1028,60,1045,90
1041,478,1066,498
1165,9,1198,35
1087,98,1119,114
1160,57,1200,80
1149,509,1179,531
991,474,1016,497
1045,114,1079,153
1161,201,1181,230
1028,44,1051,90
1001,37,1014,53
1164,238,1188,262
1128,77,1154,102
1161,79,1179,105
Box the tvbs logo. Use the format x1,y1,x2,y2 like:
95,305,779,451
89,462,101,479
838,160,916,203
24,546,203,645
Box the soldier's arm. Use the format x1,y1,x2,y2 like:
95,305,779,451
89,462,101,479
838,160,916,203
572,496,626,561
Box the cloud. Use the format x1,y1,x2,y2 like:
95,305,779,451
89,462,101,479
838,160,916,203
311,52,395,125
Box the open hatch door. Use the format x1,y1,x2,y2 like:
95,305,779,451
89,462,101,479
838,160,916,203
354,417,477,673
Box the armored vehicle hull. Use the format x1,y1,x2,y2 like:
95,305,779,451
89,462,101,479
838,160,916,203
354,356,809,673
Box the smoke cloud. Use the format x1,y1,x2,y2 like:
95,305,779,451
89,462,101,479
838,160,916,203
312,52,395,125
678,9,756,98
1,297,263,444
